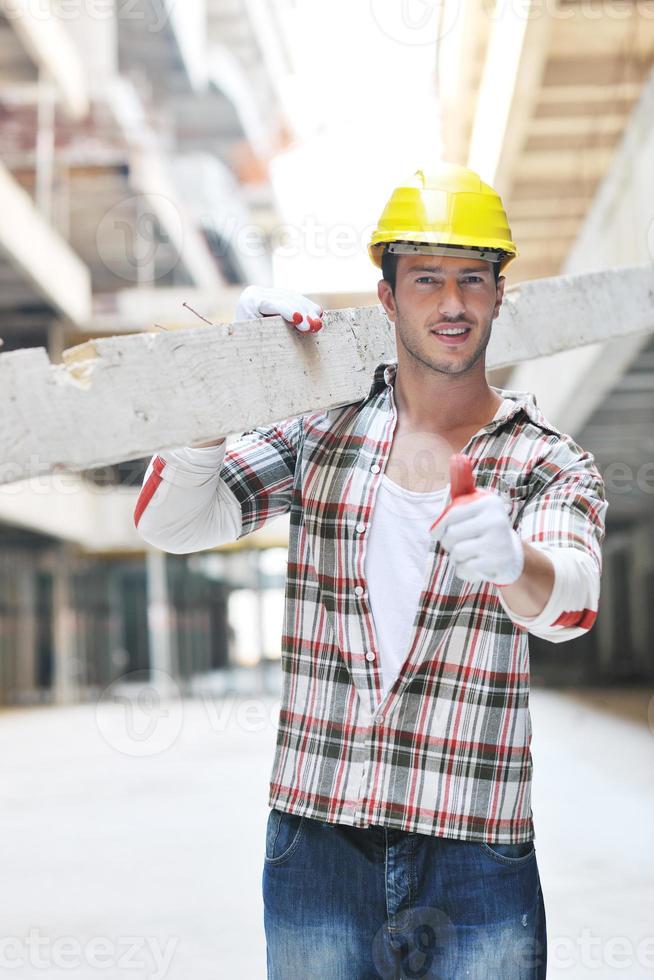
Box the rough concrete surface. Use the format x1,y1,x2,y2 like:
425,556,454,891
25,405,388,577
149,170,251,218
2,264,654,484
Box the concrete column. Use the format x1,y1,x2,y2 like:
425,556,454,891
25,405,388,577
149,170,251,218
35,70,55,221
106,566,128,681
15,557,37,704
627,523,654,675
145,547,178,692
58,0,118,80
51,545,79,704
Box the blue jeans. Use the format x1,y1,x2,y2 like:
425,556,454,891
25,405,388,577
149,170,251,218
263,808,547,979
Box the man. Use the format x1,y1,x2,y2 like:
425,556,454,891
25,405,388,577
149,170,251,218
135,164,607,979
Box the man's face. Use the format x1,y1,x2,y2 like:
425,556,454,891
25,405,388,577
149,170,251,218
377,253,505,376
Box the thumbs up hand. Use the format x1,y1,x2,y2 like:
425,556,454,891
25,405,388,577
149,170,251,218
429,455,525,586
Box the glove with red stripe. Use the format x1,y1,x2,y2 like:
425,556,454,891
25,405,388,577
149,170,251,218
429,455,525,586
235,285,323,333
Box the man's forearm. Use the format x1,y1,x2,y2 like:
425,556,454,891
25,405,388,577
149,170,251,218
498,542,555,618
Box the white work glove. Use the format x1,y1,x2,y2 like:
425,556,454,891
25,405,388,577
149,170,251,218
234,285,323,333
434,493,525,586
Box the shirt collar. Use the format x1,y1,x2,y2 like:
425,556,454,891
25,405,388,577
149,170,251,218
367,359,559,435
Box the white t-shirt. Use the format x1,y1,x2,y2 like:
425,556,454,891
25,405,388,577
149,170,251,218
364,473,449,701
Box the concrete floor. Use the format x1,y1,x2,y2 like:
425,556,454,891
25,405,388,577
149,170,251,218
0,685,651,978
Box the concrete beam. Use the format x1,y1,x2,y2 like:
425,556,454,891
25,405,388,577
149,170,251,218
529,114,626,138
505,259,564,282
104,80,223,294
535,88,640,124
509,218,582,241
239,0,296,113
537,82,642,105
128,149,222,294
507,66,654,435
543,54,653,88
514,148,617,181
0,475,142,550
508,238,578,266
550,5,654,57
511,178,603,201
208,45,272,157
0,473,290,552
0,157,91,325
468,0,553,194
436,0,492,164
0,266,653,483
507,198,595,219
1,0,89,118
164,0,208,92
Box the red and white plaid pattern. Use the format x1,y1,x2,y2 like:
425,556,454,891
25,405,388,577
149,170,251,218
207,361,607,842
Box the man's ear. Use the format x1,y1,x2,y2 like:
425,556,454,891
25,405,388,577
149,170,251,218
492,276,505,319
377,278,397,322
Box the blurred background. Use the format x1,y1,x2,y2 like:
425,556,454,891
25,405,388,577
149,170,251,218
0,0,653,977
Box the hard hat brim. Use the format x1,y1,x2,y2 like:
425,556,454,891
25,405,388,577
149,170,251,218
369,238,517,272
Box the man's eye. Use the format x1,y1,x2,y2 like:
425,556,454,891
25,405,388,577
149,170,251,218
415,275,485,285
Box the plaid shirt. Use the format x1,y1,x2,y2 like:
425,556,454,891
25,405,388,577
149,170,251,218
144,359,607,843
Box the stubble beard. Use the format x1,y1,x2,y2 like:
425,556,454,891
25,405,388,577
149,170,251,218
396,309,493,377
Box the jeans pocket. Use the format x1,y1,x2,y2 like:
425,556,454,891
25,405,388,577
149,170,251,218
265,808,306,866
481,840,536,865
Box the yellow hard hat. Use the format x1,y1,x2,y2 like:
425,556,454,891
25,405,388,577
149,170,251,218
368,164,518,273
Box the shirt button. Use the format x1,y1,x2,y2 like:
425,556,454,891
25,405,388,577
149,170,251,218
355,523,366,533
365,651,376,662
354,585,365,596
370,464,381,473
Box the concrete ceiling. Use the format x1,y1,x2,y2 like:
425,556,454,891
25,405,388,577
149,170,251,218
437,0,654,530
0,13,37,84
0,0,283,351
438,0,654,283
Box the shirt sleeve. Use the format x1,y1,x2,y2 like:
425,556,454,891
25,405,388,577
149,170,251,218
496,442,608,643
134,442,242,554
219,415,304,537
134,414,304,554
